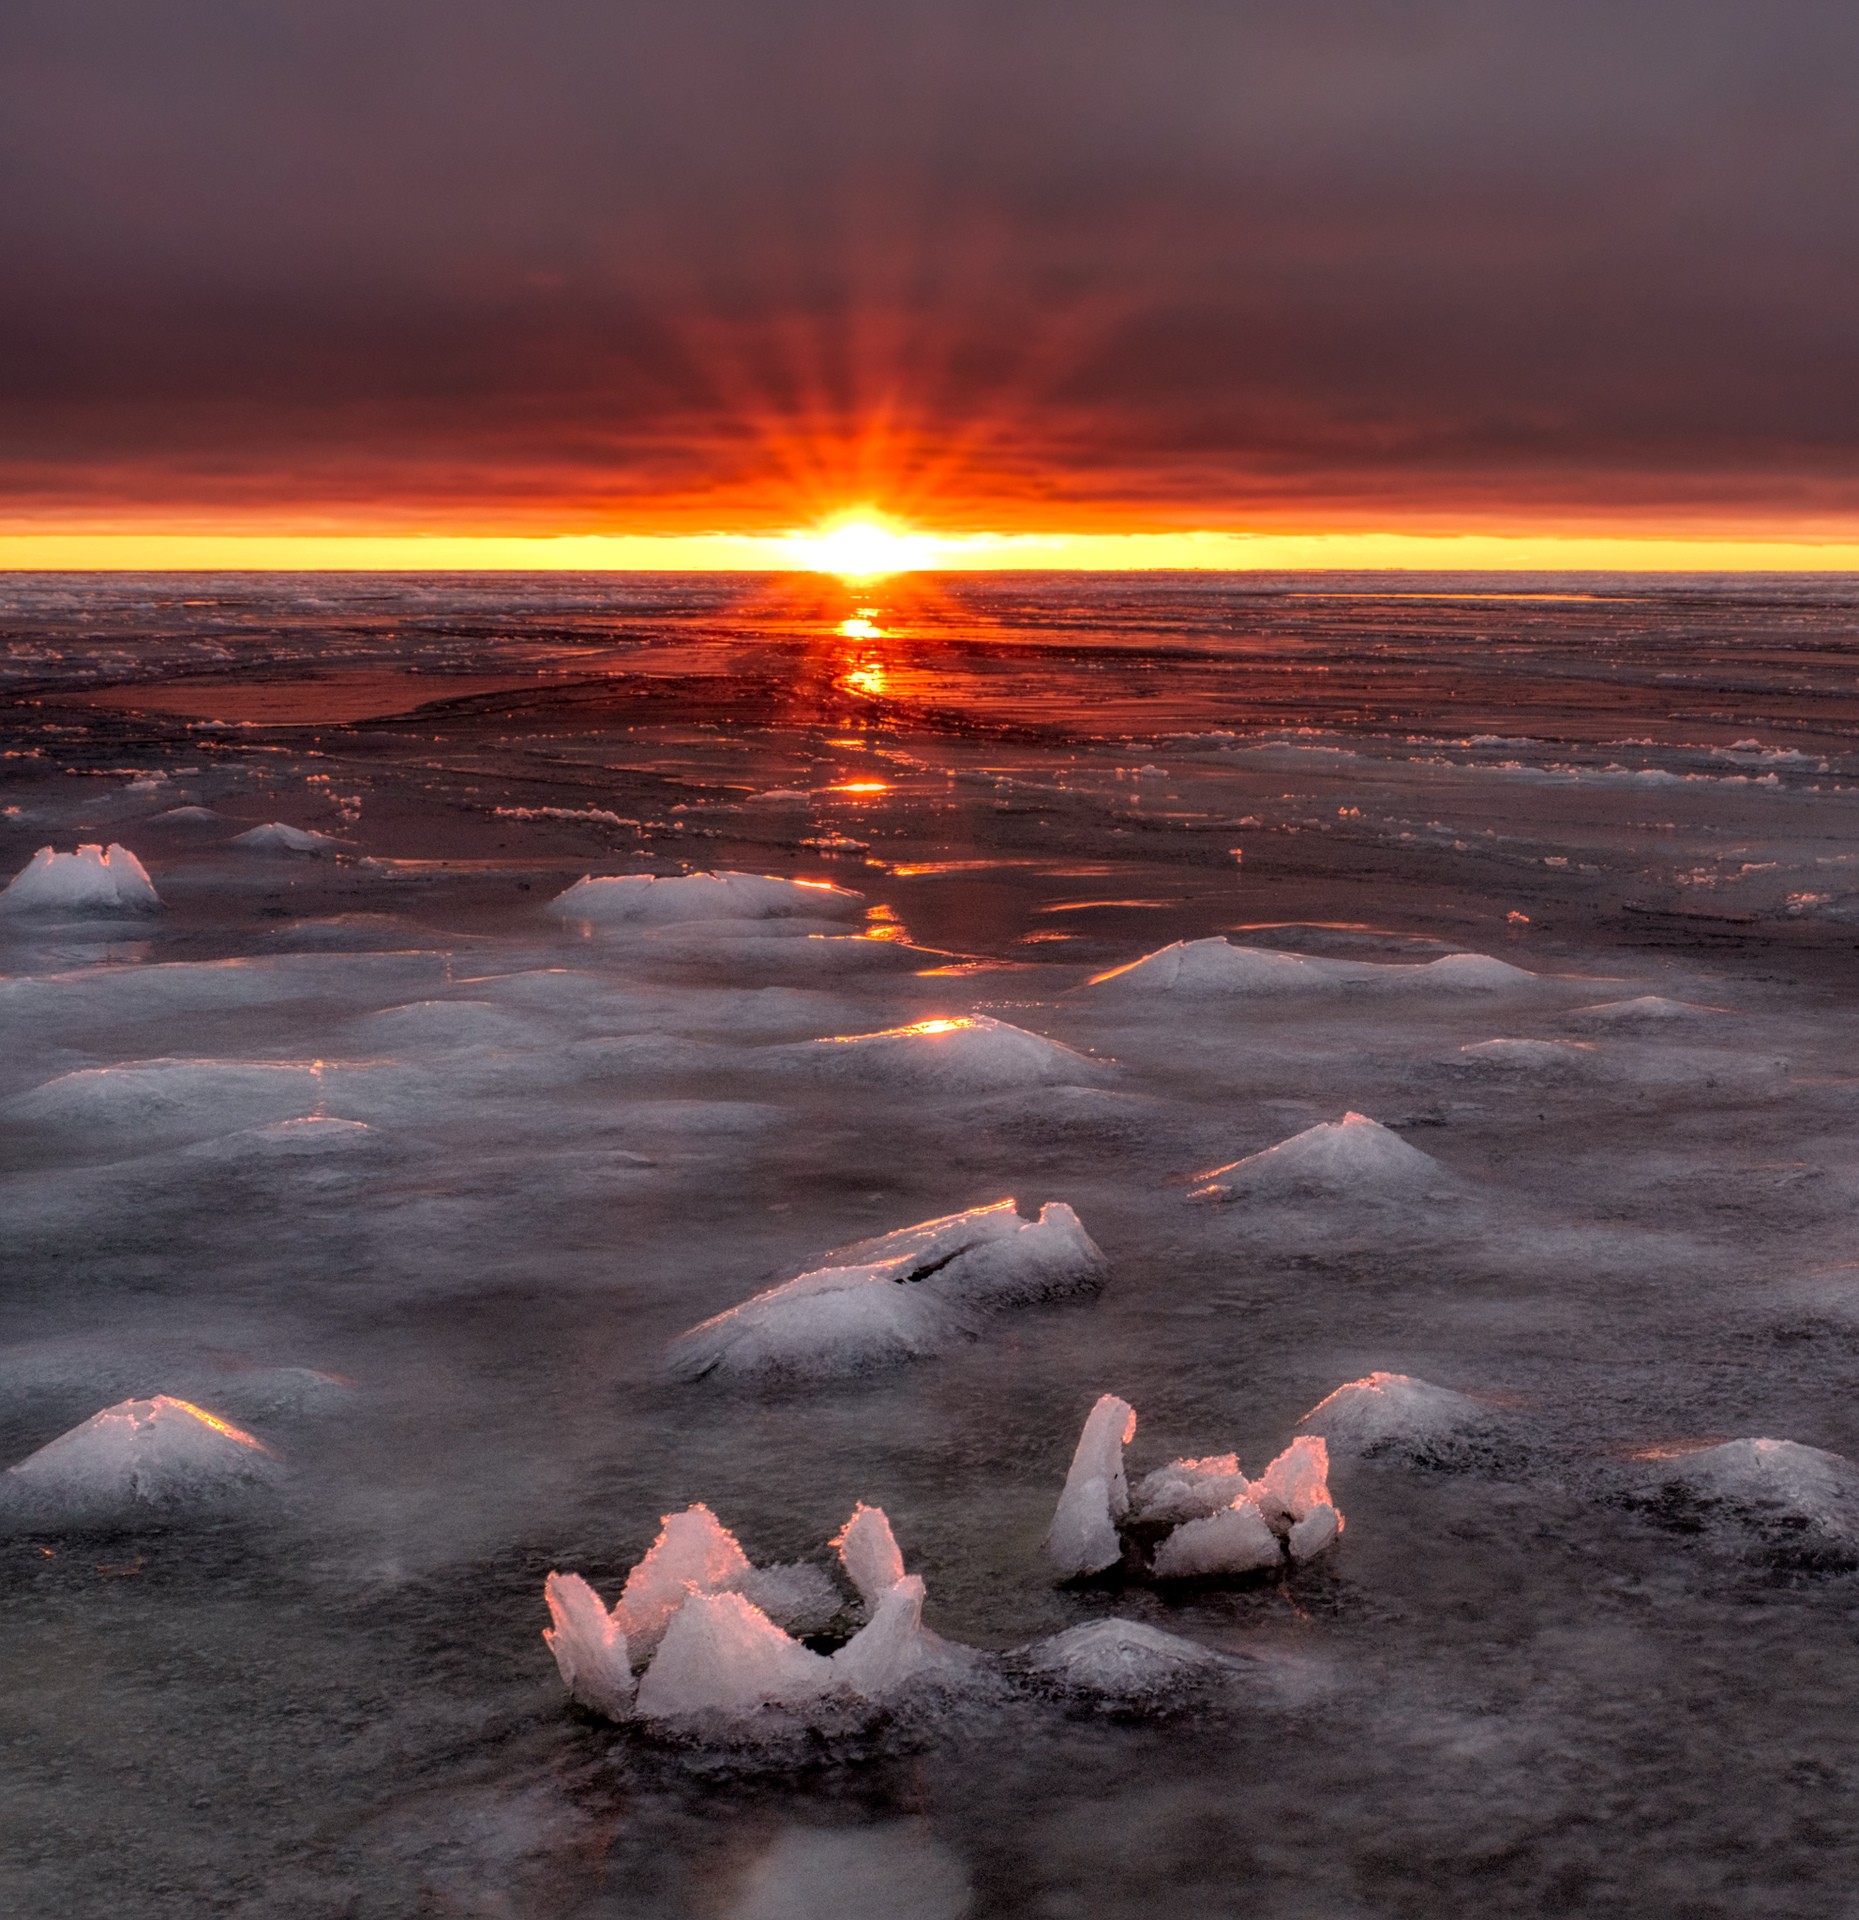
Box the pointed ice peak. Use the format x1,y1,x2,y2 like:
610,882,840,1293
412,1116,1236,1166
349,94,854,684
612,1503,754,1646
1190,1112,1446,1201
0,843,162,917
1047,1393,1137,1578
633,1590,837,1720
834,1503,906,1607
1250,1436,1332,1530
830,1575,964,1698
542,1571,635,1719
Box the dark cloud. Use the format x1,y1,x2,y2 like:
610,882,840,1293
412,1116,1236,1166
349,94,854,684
3,1,1856,531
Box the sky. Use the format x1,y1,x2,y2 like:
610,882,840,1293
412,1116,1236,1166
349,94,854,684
4,1,1859,568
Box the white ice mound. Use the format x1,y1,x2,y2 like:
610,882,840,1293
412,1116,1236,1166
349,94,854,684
1048,1394,1137,1577
230,822,343,854
1637,1438,1859,1565
1298,1372,1497,1460
1019,1619,1238,1703
1089,937,1536,997
0,844,161,917
3,1396,277,1518
3,1060,327,1140
667,1199,1106,1381
1189,1112,1447,1202
543,1571,636,1718
786,1015,1105,1092
1452,1037,1598,1076
1570,995,1726,1026
551,869,863,925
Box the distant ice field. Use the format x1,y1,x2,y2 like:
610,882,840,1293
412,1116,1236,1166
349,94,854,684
5,571,1859,1917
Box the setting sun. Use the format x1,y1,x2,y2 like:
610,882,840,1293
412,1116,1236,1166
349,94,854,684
786,516,939,579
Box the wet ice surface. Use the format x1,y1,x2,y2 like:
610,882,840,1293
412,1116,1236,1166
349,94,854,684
6,571,1859,1916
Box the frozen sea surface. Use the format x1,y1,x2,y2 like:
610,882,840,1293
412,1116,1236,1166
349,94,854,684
6,570,1859,1916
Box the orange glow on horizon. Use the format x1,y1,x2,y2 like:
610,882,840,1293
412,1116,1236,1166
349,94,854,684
784,514,941,579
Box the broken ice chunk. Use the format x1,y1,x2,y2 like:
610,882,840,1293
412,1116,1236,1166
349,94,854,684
666,1199,1105,1382
834,1502,907,1607
1048,1393,1137,1578
1151,1499,1282,1578
1131,1455,1251,1525
0,843,162,917
1188,1112,1448,1203
1288,1503,1341,1561
633,1590,837,1720
2,1395,277,1521
551,869,863,925
542,1571,635,1719
1250,1436,1334,1534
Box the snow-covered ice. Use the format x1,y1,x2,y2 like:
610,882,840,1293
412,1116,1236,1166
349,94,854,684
230,822,345,854
1015,1619,1242,1705
1298,1372,1502,1466
668,1199,1106,1380
551,869,863,925
1089,937,1539,997
1188,1111,1451,1202
779,1014,1107,1090
1633,1438,1859,1568
2,1396,278,1522
0,844,162,917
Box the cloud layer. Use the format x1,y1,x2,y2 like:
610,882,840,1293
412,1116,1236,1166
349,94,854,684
4,1,1857,533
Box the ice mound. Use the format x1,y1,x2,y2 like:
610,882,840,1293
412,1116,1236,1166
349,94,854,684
544,1499,968,1727
183,1115,376,1161
351,998,549,1050
551,869,863,925
3,1060,327,1141
230,822,344,854
1016,1619,1241,1706
1452,1037,1598,1076
151,805,222,826
1569,995,1726,1026
1632,1438,1859,1569
1188,1112,1449,1202
2,1396,278,1522
0,844,161,917
1089,937,1536,997
1298,1372,1501,1467
780,1015,1106,1091
1048,1396,1342,1582
668,1199,1107,1381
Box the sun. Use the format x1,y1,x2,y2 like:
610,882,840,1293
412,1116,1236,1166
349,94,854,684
785,514,939,580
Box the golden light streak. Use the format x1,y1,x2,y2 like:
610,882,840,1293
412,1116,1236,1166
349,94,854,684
8,528,1859,570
